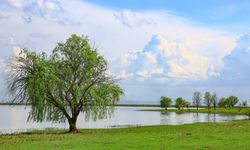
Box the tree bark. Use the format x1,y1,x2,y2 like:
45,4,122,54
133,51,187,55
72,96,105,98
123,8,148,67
68,117,78,133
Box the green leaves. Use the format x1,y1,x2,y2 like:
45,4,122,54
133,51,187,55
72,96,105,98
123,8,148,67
175,97,188,110
9,34,123,125
218,96,239,108
227,96,239,107
160,96,172,110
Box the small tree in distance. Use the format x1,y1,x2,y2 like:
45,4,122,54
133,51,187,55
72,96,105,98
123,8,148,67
218,97,227,108
227,96,239,108
175,97,185,110
193,92,202,110
204,92,212,110
218,96,239,108
242,101,248,107
160,96,172,110
211,92,218,110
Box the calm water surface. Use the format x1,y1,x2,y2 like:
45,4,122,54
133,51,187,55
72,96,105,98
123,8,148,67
0,106,248,134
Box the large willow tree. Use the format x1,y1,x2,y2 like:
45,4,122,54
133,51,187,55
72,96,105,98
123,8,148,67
8,34,123,132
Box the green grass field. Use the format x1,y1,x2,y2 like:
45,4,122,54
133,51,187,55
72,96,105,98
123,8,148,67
1,107,250,150
1,119,250,150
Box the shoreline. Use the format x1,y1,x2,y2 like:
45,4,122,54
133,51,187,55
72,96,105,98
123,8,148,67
0,118,247,136
1,119,250,149
141,107,250,116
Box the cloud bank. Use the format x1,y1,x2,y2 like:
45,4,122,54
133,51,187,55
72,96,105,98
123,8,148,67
0,0,249,101
116,34,229,82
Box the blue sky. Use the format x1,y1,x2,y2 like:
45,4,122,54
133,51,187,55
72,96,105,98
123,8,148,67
84,0,250,26
0,0,250,103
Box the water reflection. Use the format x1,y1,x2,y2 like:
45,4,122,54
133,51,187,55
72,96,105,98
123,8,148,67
160,111,247,125
0,106,248,134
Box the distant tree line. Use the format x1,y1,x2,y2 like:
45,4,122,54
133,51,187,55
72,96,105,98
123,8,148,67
160,96,190,110
160,91,248,110
198,91,246,110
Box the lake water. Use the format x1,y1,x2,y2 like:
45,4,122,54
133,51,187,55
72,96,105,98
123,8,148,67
0,106,248,134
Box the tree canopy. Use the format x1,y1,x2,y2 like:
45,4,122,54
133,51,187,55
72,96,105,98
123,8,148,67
160,96,172,110
218,97,227,107
227,96,239,108
211,92,218,110
8,34,123,132
218,96,239,108
193,92,202,110
204,92,212,109
175,97,185,110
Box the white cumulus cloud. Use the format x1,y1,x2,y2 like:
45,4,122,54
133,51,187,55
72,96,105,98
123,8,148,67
219,32,250,85
0,0,246,101
116,34,227,81
5,0,77,25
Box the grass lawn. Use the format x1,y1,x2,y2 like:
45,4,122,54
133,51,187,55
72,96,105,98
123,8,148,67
1,119,250,150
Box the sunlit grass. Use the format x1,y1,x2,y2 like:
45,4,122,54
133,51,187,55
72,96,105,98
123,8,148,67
1,120,250,150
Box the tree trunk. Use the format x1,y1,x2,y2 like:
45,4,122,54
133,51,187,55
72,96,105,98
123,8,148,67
196,105,198,111
68,117,78,133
